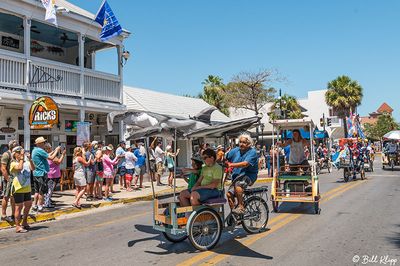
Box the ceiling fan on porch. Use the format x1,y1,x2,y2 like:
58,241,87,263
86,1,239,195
60,33,77,45
16,25,41,34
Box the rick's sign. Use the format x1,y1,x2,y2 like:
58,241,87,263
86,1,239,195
29,96,59,129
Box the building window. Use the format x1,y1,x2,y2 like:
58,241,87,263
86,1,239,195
18,117,24,130
0,12,24,54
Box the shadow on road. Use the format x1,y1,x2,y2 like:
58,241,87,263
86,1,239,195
386,224,400,249
129,224,273,261
275,202,316,215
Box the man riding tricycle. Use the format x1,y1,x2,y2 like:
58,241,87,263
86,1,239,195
382,139,400,171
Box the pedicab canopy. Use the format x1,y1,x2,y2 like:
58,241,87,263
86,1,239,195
107,107,261,140
383,130,400,141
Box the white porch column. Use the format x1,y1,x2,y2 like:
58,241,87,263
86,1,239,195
117,45,123,104
78,33,85,99
79,108,85,122
23,17,31,92
23,103,31,151
119,120,124,142
186,139,192,167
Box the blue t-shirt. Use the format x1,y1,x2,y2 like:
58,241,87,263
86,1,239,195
134,149,146,167
115,147,126,167
226,147,259,182
32,147,49,177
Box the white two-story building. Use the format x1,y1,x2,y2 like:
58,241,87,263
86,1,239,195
0,0,130,167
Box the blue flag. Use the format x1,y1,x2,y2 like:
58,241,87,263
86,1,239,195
95,0,123,41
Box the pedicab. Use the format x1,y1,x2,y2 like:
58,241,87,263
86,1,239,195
270,118,321,214
314,130,332,174
337,138,365,182
114,111,269,251
381,132,400,171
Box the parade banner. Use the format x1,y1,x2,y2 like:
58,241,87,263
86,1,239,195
77,122,90,146
29,96,59,129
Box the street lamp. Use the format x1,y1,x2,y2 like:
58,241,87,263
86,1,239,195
260,123,265,146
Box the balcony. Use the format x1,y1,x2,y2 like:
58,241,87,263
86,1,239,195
0,50,121,103
0,11,123,104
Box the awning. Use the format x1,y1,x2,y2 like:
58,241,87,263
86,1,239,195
184,116,261,138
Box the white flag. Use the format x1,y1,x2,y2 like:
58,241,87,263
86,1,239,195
40,0,57,26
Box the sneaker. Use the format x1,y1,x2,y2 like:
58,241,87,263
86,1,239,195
1,216,13,223
104,197,113,202
45,204,55,209
37,206,44,212
32,206,38,212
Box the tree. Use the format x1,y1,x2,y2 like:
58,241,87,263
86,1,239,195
269,94,304,120
364,114,400,140
199,75,230,116
223,69,278,115
325,75,363,137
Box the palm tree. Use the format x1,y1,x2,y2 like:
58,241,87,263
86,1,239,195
325,75,363,136
269,94,304,120
200,75,230,116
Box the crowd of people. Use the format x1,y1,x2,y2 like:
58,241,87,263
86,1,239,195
0,136,187,232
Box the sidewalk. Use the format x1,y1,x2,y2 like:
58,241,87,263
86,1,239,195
0,171,272,229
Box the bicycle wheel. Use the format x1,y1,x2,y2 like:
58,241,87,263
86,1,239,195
188,208,222,251
242,196,269,234
163,231,187,243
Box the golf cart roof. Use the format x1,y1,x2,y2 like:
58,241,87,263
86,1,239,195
271,118,315,130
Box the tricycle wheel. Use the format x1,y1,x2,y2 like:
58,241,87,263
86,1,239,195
271,196,279,213
314,202,321,215
391,160,395,171
343,168,350,182
188,208,222,251
162,231,187,243
327,161,332,173
242,196,269,234
360,169,365,180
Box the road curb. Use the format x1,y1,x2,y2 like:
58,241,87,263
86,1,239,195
0,187,184,230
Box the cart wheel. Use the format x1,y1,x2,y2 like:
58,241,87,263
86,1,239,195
188,208,222,251
271,196,279,213
225,213,236,231
343,169,350,182
382,164,385,170
391,160,394,171
162,231,187,243
327,161,332,173
314,202,321,215
370,161,374,172
242,196,269,234
360,169,365,180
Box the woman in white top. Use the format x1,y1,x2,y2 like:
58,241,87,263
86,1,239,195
278,129,309,172
124,145,137,191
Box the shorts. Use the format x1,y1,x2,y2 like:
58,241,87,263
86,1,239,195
135,165,146,176
168,167,175,173
156,162,164,176
117,166,126,176
125,173,133,182
149,160,156,173
33,175,48,195
13,192,31,204
95,172,104,182
2,177,14,198
192,188,222,202
103,172,114,179
228,175,253,195
85,169,95,184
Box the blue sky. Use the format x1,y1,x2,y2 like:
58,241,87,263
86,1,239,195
69,0,400,120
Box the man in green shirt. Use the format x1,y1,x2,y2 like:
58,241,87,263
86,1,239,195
182,149,223,206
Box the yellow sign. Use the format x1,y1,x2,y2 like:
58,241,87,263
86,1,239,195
29,96,59,129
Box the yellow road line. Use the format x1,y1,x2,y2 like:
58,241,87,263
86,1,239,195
0,211,150,250
199,214,302,266
180,179,367,266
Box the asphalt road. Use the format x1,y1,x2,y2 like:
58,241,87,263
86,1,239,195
0,163,399,266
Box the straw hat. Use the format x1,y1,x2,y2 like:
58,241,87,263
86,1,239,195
35,137,46,145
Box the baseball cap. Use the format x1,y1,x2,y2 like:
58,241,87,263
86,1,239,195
8,140,18,149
